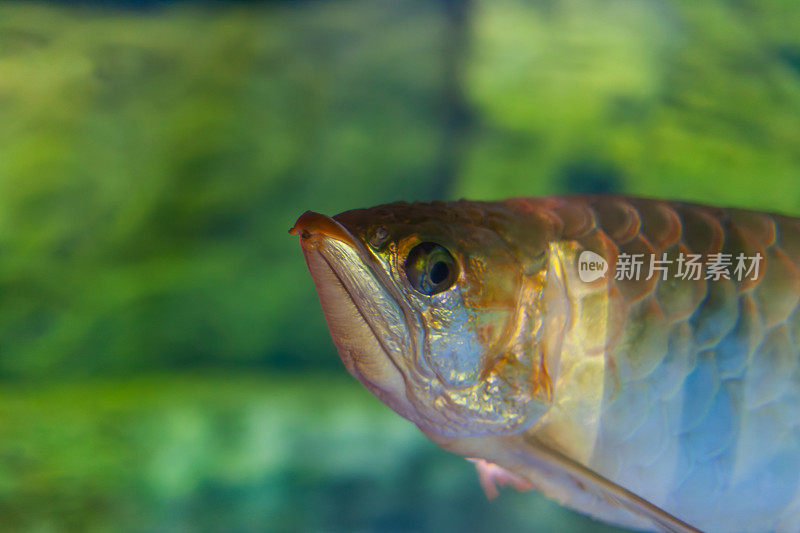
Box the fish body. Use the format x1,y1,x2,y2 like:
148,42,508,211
291,196,800,532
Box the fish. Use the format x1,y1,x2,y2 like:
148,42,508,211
289,195,800,533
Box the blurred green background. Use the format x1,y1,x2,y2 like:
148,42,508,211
1,0,799,530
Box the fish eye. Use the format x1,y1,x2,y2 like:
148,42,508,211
404,242,458,296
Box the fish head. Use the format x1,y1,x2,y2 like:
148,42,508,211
291,201,556,438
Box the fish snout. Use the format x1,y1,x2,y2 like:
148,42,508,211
290,211,360,250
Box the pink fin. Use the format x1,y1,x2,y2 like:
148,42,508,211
468,458,534,499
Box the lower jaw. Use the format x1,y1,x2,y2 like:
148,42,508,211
301,241,422,424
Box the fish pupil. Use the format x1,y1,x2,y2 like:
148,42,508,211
430,261,448,284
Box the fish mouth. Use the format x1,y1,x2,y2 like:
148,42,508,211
290,212,419,421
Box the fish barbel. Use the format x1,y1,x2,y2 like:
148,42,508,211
290,195,800,532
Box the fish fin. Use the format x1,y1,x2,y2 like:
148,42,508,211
522,437,700,533
468,458,534,499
